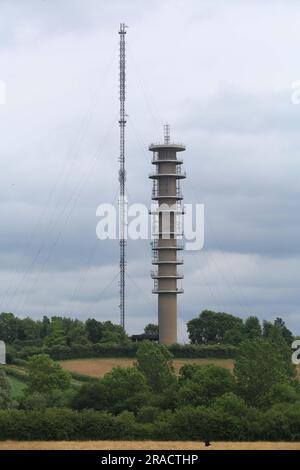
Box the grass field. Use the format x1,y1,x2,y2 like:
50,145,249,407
0,441,300,450
59,358,234,378
7,376,26,399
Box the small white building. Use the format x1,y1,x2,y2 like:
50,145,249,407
0,341,6,364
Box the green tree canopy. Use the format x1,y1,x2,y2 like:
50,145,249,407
187,310,243,344
178,364,236,407
234,337,297,408
26,354,71,394
144,324,159,336
73,366,150,414
244,316,262,340
72,381,108,411
102,366,149,414
136,341,176,394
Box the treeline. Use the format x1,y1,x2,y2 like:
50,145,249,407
0,310,295,361
1,311,240,361
1,404,300,441
0,313,129,360
0,325,300,441
0,313,126,346
8,343,237,362
187,310,294,346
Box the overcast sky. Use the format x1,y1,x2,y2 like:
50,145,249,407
0,0,299,339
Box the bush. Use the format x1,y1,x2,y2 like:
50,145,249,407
0,409,150,440
178,364,236,407
11,342,237,361
11,358,28,367
73,367,151,415
234,338,297,408
26,355,71,394
136,406,161,423
0,405,299,440
169,343,237,359
170,406,220,440
68,371,97,383
20,389,76,410
72,381,109,411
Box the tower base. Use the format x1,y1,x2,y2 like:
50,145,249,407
158,293,177,345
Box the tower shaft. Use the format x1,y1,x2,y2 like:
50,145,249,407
149,127,186,344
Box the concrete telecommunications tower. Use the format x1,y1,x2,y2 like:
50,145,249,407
149,126,186,344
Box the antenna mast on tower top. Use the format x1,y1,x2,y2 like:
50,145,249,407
164,124,170,144
118,23,127,330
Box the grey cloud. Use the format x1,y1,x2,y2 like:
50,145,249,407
0,0,299,337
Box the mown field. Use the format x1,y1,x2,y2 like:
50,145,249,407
58,358,235,378
0,441,300,450
7,376,26,399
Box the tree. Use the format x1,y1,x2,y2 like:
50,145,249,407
20,391,48,410
72,381,109,411
262,320,273,338
187,310,243,344
26,354,71,394
40,316,51,339
66,321,90,347
85,319,105,343
144,324,159,336
0,313,19,343
85,319,128,344
224,326,245,345
100,321,128,343
0,370,14,409
244,316,262,340
73,367,150,414
263,318,293,346
44,318,67,347
171,406,220,441
136,341,176,394
213,392,250,417
234,338,297,408
178,364,235,407
137,406,161,423
102,366,150,414
267,383,300,406
266,327,296,379
273,318,294,346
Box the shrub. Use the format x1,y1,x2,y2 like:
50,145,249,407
68,371,97,383
169,343,237,358
178,364,236,407
234,338,297,408
73,367,151,415
0,405,299,441
26,354,71,394
72,381,108,411
137,406,161,424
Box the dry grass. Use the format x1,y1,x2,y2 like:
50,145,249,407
59,358,234,378
0,441,300,450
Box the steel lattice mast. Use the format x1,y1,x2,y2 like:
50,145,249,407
118,23,127,329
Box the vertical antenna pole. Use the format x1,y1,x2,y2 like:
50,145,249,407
119,23,127,330
164,124,170,144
